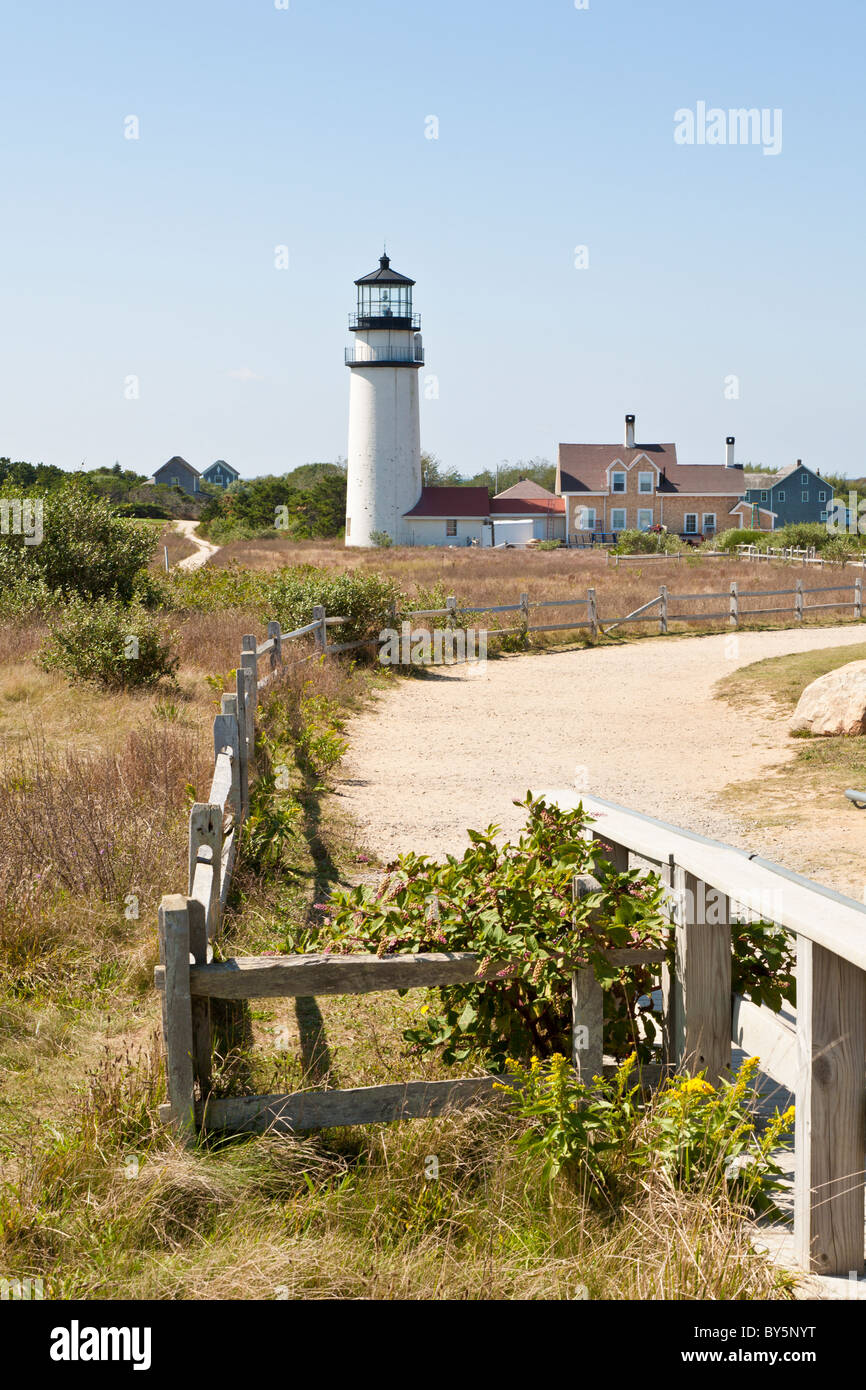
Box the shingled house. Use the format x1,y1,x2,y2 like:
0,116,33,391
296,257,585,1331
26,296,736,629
556,416,774,542
743,461,831,529
149,456,201,496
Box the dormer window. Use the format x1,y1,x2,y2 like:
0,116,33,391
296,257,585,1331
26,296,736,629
638,472,653,494
611,471,626,493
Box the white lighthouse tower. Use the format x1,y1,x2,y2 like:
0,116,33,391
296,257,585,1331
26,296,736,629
344,253,424,547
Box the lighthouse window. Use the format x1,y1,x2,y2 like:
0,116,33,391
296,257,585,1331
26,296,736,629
346,518,351,537
446,519,457,537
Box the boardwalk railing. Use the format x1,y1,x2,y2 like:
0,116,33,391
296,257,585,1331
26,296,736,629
548,791,866,1281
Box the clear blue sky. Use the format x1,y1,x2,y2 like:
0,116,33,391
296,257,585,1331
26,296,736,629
1,0,863,479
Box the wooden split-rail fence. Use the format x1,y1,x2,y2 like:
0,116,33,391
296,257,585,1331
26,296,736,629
403,580,863,640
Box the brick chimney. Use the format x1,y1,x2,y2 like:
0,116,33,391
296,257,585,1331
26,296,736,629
725,436,735,468
625,414,635,449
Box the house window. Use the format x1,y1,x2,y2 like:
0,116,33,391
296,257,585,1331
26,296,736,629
575,505,596,530
801,490,808,502
446,519,457,537
820,510,827,522
760,490,768,502
684,513,698,534
801,472,808,484
611,472,626,493
702,513,717,534
637,508,653,531
818,490,826,501
777,489,785,501
638,472,653,494
610,508,626,532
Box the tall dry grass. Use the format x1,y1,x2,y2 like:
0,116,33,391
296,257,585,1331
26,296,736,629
207,539,859,637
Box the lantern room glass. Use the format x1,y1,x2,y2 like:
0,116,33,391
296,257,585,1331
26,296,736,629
357,283,413,319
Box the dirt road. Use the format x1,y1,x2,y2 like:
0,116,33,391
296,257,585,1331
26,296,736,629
173,520,220,571
335,626,866,898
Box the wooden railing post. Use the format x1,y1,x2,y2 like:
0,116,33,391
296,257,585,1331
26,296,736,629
267,619,282,672
157,895,195,1137
520,592,530,647
729,581,738,628
312,604,326,655
855,578,862,621
240,635,258,776
795,577,804,623
658,585,668,635
214,696,241,816
187,896,212,1100
794,938,866,1276
587,587,598,639
188,801,223,937
662,866,731,1085
572,874,604,1082
446,595,457,628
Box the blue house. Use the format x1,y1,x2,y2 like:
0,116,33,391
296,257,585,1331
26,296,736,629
743,460,832,529
202,460,240,489
149,456,201,496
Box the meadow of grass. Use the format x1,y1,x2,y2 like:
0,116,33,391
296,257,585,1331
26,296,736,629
206,536,863,641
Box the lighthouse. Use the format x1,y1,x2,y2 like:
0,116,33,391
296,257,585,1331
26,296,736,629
344,253,424,547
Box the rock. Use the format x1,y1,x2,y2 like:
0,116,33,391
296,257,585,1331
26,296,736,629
789,660,866,737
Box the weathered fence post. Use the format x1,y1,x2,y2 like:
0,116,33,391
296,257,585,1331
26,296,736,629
794,938,866,1276
572,874,604,1082
234,667,250,814
446,595,457,628
187,896,212,1100
520,591,530,647
795,577,804,623
587,587,598,639
188,801,223,937
312,604,327,655
855,577,862,620
662,866,731,1085
729,581,738,628
658,585,668,635
223,690,247,816
267,619,282,672
157,895,195,1137
240,636,258,778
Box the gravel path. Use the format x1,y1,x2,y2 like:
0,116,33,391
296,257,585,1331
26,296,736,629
173,520,220,571
335,625,866,895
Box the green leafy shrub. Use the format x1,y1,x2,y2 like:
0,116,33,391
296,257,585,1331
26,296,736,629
772,522,831,551
38,598,179,690
319,798,799,1072
321,795,670,1069
0,481,156,601
711,528,766,552
267,569,402,645
612,529,684,555
497,1053,794,1211
370,530,393,548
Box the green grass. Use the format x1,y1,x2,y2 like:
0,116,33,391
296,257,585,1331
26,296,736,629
715,641,866,714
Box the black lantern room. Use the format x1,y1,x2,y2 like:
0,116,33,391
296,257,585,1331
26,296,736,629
350,254,420,331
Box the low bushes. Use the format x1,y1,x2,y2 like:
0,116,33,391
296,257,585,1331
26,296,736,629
319,797,796,1071
38,598,179,691
0,481,157,602
612,529,684,556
